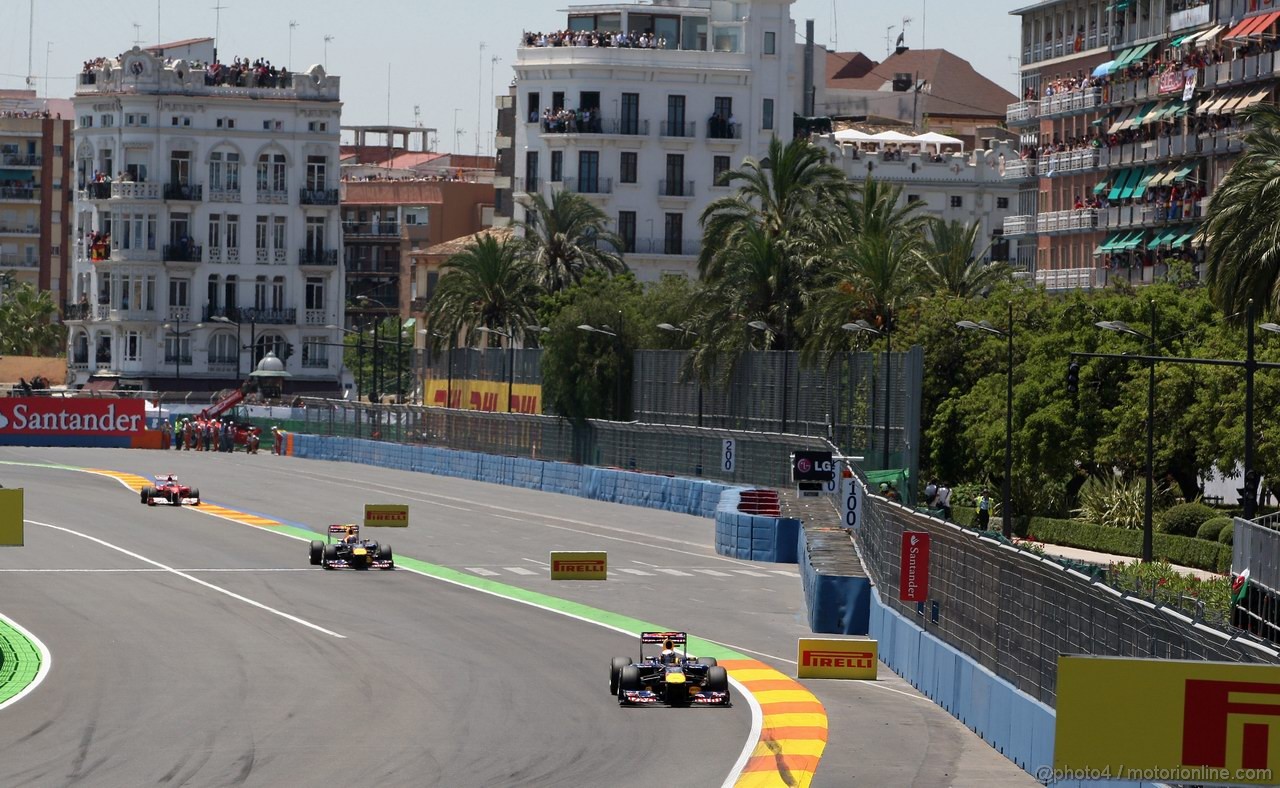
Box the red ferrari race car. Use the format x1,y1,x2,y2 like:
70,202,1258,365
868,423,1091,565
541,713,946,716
140,475,201,506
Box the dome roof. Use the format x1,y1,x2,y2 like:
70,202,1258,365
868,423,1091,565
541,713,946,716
250,351,291,377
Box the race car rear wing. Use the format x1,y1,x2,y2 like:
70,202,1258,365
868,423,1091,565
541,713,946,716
640,631,687,645
328,524,354,535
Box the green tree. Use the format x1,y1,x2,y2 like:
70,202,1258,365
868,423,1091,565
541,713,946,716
920,218,1010,298
520,190,626,293
0,283,64,356
538,273,644,420
423,233,543,349
1203,104,1280,318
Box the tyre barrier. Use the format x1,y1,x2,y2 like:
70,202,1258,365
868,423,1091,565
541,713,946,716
713,488,799,563
797,523,871,635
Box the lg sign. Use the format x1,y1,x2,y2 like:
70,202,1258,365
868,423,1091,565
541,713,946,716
0,399,145,436
792,450,834,482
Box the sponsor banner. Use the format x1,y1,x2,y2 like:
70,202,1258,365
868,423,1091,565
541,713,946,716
792,450,834,482
1159,68,1186,94
549,550,607,580
1056,656,1280,784
0,488,22,546
899,531,931,602
363,504,409,528
797,638,878,680
1183,69,1197,102
839,466,866,530
0,398,146,437
423,379,542,414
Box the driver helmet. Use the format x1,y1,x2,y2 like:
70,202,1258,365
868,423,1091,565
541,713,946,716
167,474,175,481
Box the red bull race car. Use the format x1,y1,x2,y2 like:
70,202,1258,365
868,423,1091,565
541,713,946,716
309,524,394,570
610,632,730,707
140,475,201,506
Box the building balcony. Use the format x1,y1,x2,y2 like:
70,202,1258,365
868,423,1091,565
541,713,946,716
1006,100,1040,126
163,354,194,365
303,309,332,326
659,121,696,138
167,306,192,322
202,305,297,325
0,186,37,201
1002,215,1035,237
541,117,650,136
78,181,161,201
1002,159,1037,180
163,243,203,263
111,246,161,263
208,187,241,203
706,122,742,140
80,182,111,201
342,222,400,238
1100,201,1203,230
64,302,91,321
1036,209,1099,234
658,180,695,198
1041,148,1100,176
0,224,38,236
1035,268,1102,292
1039,88,1103,119
0,253,38,269
257,189,289,205
300,188,339,205
205,247,245,264
565,176,613,195
76,60,340,102
299,248,339,266
164,182,203,201
630,237,699,256
513,177,538,193
1,154,41,167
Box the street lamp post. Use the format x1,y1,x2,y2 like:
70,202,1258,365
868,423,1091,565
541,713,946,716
162,319,203,382
1095,300,1158,562
748,319,789,434
328,323,367,401
478,326,516,413
842,319,893,469
578,322,623,420
957,301,1015,539
657,323,701,427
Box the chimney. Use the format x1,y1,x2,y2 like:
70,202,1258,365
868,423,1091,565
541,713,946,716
803,19,815,117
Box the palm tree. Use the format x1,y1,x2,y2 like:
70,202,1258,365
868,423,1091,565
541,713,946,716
0,283,63,356
920,218,1010,297
830,176,932,247
520,190,625,293
698,135,849,282
424,233,544,348
1204,104,1280,317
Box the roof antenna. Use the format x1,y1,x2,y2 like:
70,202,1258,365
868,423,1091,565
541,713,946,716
831,0,838,49
26,0,34,88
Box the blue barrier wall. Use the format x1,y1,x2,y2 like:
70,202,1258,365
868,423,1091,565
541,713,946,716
868,585,1154,788
713,489,800,564
797,524,871,634
288,434,731,519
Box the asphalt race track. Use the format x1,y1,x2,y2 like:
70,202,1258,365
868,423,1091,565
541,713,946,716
0,447,1036,787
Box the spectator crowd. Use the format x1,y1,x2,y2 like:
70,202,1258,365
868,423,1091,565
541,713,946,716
522,29,668,49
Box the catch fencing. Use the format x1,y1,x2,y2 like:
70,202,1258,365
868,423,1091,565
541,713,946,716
852,471,1280,706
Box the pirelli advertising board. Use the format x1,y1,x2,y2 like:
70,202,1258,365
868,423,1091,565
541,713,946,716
796,637,878,680
1055,656,1280,785
363,504,409,528
549,551,607,580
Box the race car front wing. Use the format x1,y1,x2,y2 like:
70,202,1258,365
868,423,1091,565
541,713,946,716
619,689,730,706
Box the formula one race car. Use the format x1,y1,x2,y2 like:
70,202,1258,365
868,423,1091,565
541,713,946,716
610,632,730,707
140,475,201,506
309,524,394,570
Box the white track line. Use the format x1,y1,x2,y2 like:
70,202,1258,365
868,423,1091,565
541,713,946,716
655,568,694,576
465,567,501,576
27,520,345,639
0,611,51,712
69,466,766,785
0,568,314,573
730,569,769,577
502,567,537,576
617,568,655,576
694,569,732,577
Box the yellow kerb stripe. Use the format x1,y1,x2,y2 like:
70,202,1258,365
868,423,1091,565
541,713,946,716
752,689,818,706
735,770,817,788
760,713,828,730
751,739,827,758
727,669,785,683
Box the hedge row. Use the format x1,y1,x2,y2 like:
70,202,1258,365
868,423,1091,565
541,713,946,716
1027,517,1232,574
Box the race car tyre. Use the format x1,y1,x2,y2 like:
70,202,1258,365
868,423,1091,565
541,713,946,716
378,544,394,565
619,665,641,694
309,540,323,566
322,543,338,568
706,666,729,694
140,486,154,504
190,488,200,506
610,656,630,694
171,490,182,506
698,657,718,668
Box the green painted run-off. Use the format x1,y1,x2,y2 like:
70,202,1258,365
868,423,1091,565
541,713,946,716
0,618,41,706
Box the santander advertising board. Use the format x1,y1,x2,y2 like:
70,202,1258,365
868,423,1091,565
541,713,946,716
0,398,145,436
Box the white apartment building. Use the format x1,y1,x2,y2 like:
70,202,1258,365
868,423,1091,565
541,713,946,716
814,137,1023,264
67,44,344,392
512,0,797,280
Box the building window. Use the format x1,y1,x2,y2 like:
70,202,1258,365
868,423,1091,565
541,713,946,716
950,195,963,208
101,114,114,127
550,151,563,183
123,331,141,362
302,337,328,368
764,31,776,55
525,151,539,191
907,194,921,203
713,156,730,185
169,277,189,308
209,151,241,193
305,277,325,310
257,153,287,193
308,121,328,132
762,99,774,130
305,155,328,191
527,91,540,122
620,152,637,184
664,213,683,255
210,332,238,363
997,197,1010,209
79,115,93,128
617,211,637,254
216,117,236,129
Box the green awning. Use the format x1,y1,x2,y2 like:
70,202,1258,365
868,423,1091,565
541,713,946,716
1133,166,1158,198
1093,177,1110,194
1097,232,1124,253
1122,232,1146,250
1109,167,1133,201
1147,229,1177,249
1169,33,1191,47
1112,46,1139,67
1132,101,1159,125
1171,164,1196,182
1172,231,1195,249
1134,42,1158,62
1118,168,1142,200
